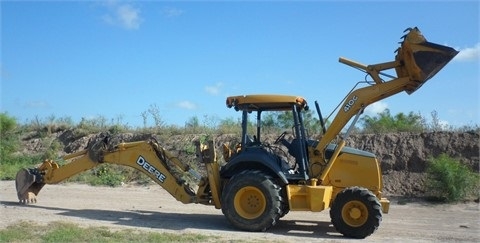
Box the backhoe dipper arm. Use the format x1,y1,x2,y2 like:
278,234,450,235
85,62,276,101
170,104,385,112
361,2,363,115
102,141,198,204
316,27,458,182
16,136,208,205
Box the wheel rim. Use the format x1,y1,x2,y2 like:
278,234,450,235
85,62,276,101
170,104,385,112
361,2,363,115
234,186,266,219
341,200,369,227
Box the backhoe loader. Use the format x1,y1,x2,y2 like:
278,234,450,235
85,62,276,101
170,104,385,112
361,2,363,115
15,27,457,239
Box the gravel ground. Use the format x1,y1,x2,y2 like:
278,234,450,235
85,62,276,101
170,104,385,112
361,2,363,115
1,181,478,242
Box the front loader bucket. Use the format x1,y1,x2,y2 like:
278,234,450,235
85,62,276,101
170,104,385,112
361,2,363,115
15,168,45,204
395,27,458,94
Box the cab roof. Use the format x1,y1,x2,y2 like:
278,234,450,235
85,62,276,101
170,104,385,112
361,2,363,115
226,94,308,112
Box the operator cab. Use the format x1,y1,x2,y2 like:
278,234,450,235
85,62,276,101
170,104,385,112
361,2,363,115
225,94,312,179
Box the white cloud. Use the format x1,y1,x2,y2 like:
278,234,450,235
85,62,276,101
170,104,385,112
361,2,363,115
205,82,223,95
160,7,184,18
454,43,480,62
177,101,197,110
364,101,388,116
23,100,50,109
102,2,143,30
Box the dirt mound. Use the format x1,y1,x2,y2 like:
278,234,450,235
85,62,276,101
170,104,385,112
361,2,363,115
347,131,479,196
20,130,479,197
347,131,479,172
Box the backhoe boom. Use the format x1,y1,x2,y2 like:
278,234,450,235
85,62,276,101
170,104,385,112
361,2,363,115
16,135,218,206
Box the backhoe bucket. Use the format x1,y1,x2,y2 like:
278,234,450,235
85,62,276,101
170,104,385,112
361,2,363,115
15,168,45,204
395,27,458,94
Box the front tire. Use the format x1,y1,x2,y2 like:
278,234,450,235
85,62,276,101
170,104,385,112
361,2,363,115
330,186,382,239
221,170,283,231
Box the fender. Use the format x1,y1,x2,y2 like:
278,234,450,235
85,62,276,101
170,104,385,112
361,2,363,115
220,147,288,184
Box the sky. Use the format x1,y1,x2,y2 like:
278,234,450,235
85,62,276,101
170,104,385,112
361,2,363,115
1,0,479,129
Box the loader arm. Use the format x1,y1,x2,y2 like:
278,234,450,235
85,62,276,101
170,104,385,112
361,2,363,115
316,27,458,182
16,135,219,206
317,75,412,181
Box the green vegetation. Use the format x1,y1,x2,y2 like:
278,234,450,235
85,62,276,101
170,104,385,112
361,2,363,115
87,164,125,187
0,221,215,243
1,113,41,180
360,109,425,133
0,113,19,163
426,154,479,202
0,154,42,180
64,164,153,187
262,110,322,135
359,109,479,133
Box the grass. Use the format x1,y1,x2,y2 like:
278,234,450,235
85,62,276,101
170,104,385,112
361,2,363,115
0,155,42,180
0,221,217,243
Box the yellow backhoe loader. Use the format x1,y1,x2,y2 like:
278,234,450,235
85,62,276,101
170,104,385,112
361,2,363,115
15,27,457,239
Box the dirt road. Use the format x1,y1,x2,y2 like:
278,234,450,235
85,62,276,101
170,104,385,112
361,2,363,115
1,181,478,242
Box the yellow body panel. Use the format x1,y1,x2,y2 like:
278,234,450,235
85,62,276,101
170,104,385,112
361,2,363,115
286,185,333,212
325,154,382,193
322,153,391,214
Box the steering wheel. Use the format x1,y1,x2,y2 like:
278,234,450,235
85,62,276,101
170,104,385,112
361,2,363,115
274,131,288,144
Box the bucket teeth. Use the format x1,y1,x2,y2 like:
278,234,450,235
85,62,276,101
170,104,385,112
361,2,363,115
19,192,37,204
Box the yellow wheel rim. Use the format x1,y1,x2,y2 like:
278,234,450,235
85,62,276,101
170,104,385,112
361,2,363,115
234,186,266,219
341,200,368,227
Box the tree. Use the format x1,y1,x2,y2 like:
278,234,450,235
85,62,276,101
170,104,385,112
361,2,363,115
302,109,321,135
148,104,165,129
261,113,281,133
277,111,293,129
360,109,425,133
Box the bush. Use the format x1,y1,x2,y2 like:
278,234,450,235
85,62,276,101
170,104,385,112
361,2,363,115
426,154,479,202
88,164,124,187
0,155,42,180
360,109,425,133
0,113,19,162
0,113,17,135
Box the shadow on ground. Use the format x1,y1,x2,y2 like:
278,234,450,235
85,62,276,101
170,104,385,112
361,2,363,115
1,200,343,240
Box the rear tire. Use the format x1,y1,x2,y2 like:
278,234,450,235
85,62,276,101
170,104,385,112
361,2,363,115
330,186,382,239
279,186,290,218
221,170,283,231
